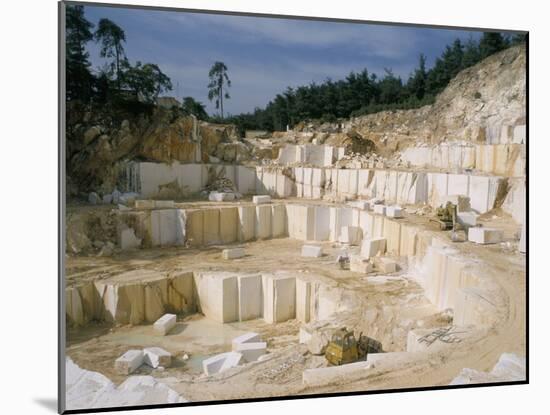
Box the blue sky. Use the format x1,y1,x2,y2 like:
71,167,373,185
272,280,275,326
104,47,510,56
83,5,487,115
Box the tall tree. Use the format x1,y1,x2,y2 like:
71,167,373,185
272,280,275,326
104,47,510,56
407,53,428,100
65,4,94,101
121,61,172,103
94,18,127,89
462,37,481,69
479,32,508,59
207,61,231,119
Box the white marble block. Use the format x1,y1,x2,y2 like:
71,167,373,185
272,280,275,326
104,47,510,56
115,350,144,375
237,206,256,242
263,274,296,323
377,257,397,273
237,275,262,321
350,254,373,274
232,332,262,350
153,314,177,335
301,245,323,257
222,248,245,260
143,347,172,369
154,200,175,208
234,342,267,362
468,227,503,244
209,192,235,202
252,195,271,204
386,205,403,218
202,352,243,376
255,205,272,239
339,226,362,245
373,204,386,215
135,200,155,209
360,237,387,258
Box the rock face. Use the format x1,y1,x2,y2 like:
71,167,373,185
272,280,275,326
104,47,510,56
67,109,241,196
349,46,526,155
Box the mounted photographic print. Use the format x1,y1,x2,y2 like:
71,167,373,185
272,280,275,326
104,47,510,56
59,1,528,413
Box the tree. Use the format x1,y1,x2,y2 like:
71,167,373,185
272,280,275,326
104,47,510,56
462,37,481,68
182,97,208,120
407,53,428,100
94,18,127,89
207,61,231,119
121,61,172,103
65,4,94,101
479,32,508,59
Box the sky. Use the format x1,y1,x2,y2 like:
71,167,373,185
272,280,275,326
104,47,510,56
82,5,487,116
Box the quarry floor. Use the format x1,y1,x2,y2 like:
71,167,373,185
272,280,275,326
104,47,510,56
65,206,526,401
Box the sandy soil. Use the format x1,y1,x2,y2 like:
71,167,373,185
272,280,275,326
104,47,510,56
65,207,526,402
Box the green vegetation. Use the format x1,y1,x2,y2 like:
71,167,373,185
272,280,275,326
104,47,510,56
207,62,232,119
224,32,525,132
65,4,172,119
66,3,525,134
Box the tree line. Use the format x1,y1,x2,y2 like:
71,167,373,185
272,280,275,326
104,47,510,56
66,3,525,134
223,32,525,132
66,4,172,114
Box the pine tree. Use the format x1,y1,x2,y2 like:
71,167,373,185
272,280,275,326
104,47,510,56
65,4,94,101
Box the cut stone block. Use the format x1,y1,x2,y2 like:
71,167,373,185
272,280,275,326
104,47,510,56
255,205,272,239
349,254,373,274
339,226,362,245
237,206,255,242
301,245,323,257
360,237,386,258
195,273,239,323
232,332,262,350
143,347,172,368
263,274,296,323
348,200,370,210
271,204,286,237
468,227,503,244
237,275,262,321
253,195,271,204
203,208,221,245
202,352,243,376
234,342,267,363
153,314,177,335
184,209,204,247
236,166,256,194
222,248,245,260
209,191,235,202
312,206,331,241
115,350,144,375
135,200,155,209
154,200,175,208
373,204,386,215
385,205,403,218
151,209,181,246
219,207,238,244
296,278,312,323
457,211,478,227
377,257,397,273
287,205,315,240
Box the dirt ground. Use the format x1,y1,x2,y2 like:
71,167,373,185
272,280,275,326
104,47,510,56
65,207,526,402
